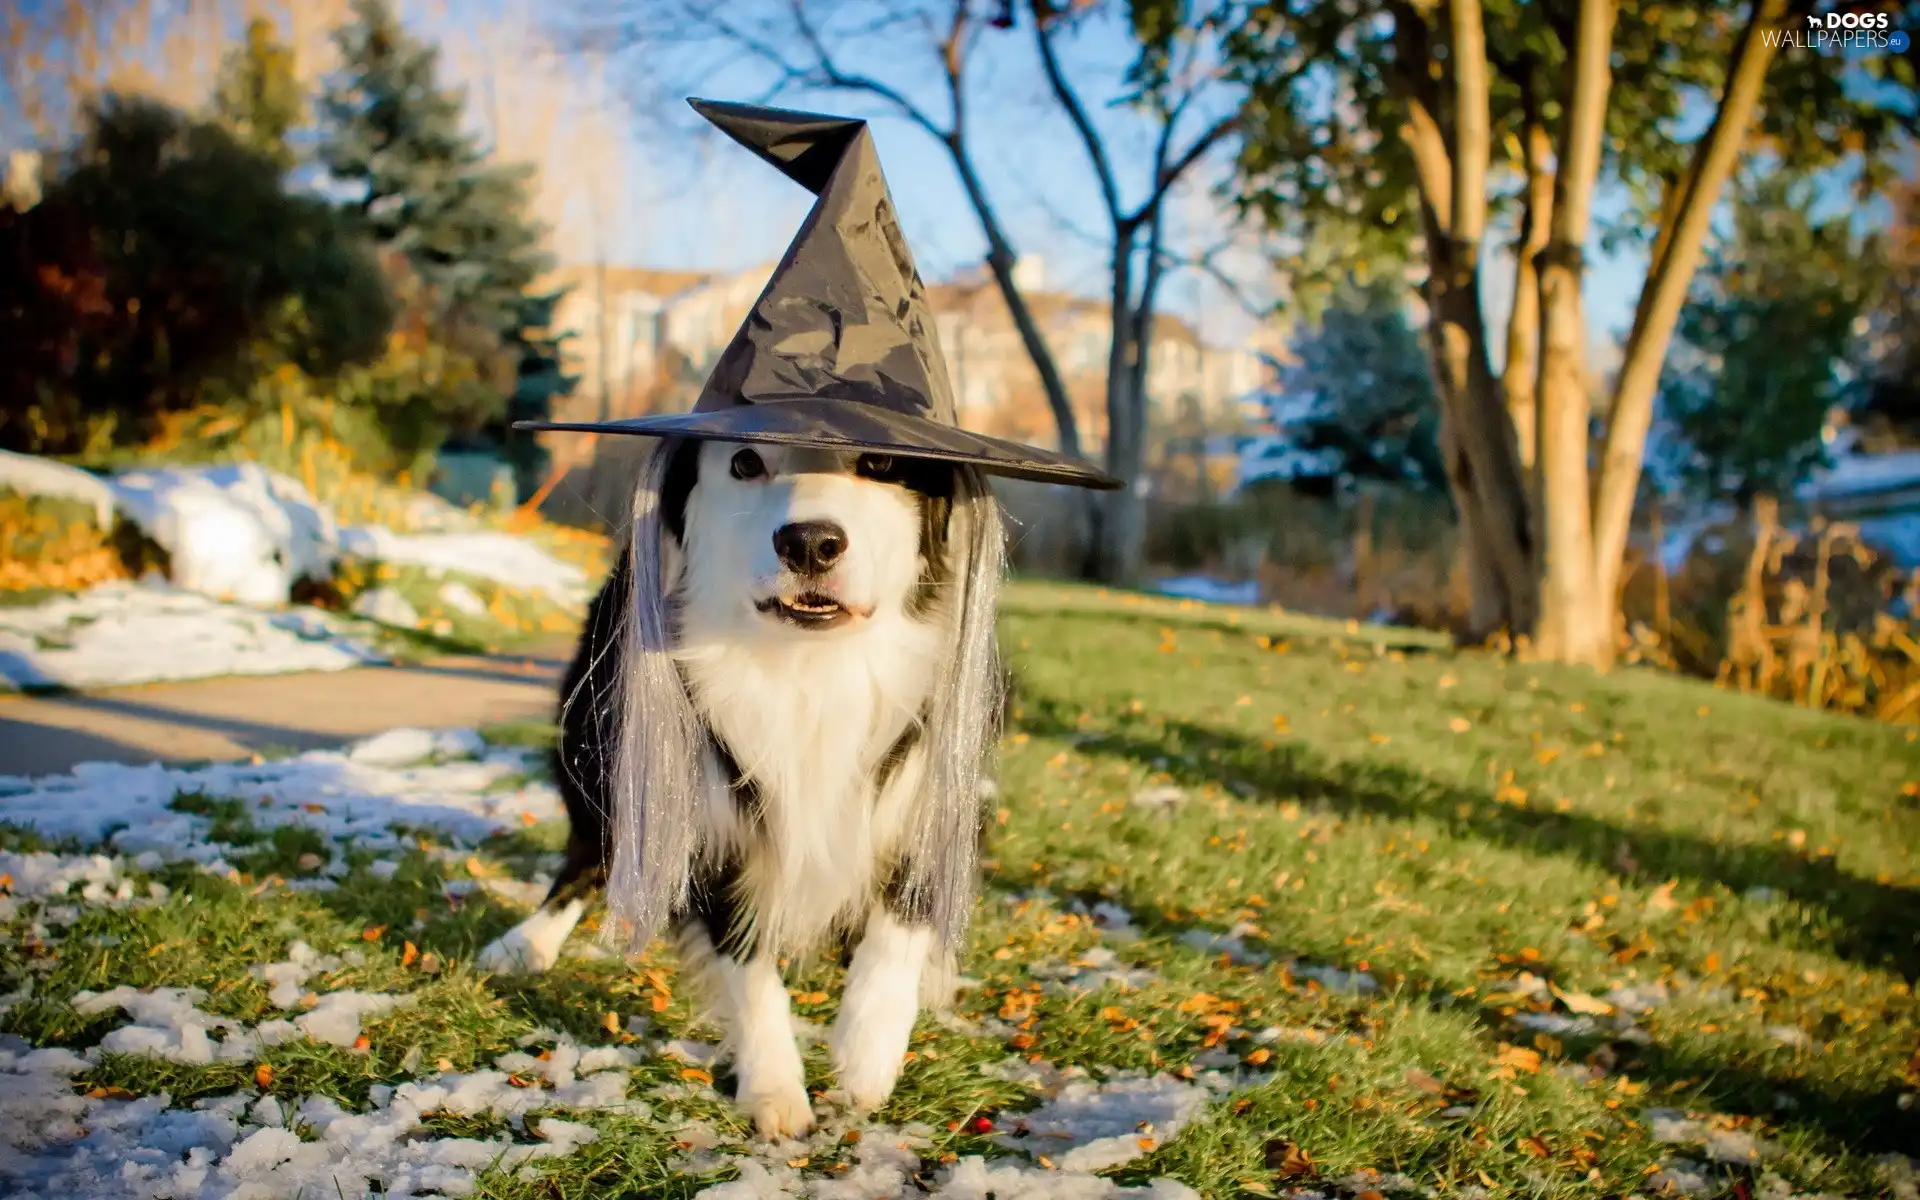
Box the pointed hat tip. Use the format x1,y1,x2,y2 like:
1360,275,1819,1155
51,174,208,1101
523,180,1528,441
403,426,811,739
684,96,872,196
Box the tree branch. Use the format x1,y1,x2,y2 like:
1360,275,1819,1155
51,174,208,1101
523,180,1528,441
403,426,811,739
1031,1,1123,225
1591,0,1791,596
1386,0,1453,231
1449,0,1491,249
1129,112,1238,228
783,0,951,142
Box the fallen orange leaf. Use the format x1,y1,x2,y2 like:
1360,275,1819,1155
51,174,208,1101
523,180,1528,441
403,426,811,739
680,1067,713,1084
254,1063,273,1088
1495,1044,1542,1073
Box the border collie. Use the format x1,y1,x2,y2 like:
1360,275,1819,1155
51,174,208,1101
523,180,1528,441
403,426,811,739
479,438,1004,1138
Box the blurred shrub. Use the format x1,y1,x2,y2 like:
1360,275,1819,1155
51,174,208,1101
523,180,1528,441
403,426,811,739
0,488,165,593
0,94,389,456
1620,501,1920,723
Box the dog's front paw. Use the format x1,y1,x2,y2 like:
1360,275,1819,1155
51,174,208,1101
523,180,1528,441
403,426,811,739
832,1033,908,1113
739,1079,814,1139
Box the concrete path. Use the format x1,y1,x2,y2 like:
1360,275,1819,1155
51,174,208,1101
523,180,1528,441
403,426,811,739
0,644,573,778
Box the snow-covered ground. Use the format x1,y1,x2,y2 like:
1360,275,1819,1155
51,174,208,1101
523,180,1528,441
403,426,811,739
110,464,342,606
0,583,386,692
0,727,1217,1200
1153,576,1263,606
1,455,595,690
5,455,588,607
338,527,587,603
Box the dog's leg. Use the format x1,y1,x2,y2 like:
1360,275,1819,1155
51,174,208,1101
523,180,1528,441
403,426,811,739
477,897,588,974
711,945,813,1138
681,863,813,1139
477,846,604,974
830,904,932,1112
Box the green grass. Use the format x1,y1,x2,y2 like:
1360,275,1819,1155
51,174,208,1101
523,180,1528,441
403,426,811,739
3,581,1916,1198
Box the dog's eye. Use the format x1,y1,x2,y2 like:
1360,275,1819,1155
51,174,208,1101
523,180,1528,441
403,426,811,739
730,449,767,480
856,453,896,479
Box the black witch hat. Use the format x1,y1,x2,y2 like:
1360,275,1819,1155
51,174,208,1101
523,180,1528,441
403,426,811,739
514,98,1121,491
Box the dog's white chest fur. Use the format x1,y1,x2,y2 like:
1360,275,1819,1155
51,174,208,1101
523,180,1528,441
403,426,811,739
676,611,944,949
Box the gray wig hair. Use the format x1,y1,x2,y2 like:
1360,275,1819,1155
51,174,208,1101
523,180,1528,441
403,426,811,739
603,439,1006,955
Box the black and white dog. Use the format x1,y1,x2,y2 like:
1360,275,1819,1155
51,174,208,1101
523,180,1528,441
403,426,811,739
479,438,1004,1138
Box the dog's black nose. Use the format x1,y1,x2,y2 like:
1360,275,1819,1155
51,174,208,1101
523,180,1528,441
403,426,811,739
773,521,847,574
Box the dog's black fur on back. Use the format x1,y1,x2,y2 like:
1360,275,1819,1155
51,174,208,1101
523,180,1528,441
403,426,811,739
541,545,632,915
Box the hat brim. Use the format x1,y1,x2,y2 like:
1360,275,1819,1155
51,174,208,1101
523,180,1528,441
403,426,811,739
515,398,1122,490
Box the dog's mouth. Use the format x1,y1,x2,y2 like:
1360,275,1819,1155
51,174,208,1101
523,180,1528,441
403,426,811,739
754,592,869,630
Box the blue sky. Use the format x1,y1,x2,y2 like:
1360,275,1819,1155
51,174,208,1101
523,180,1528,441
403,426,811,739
577,5,1654,360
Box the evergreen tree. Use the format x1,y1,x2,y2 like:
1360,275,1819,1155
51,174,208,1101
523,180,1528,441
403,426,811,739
1242,277,1447,494
501,285,575,497
1658,172,1881,507
0,94,388,454
318,0,568,482
212,17,303,173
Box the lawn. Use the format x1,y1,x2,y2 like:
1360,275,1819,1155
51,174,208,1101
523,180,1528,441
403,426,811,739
2,582,1916,1199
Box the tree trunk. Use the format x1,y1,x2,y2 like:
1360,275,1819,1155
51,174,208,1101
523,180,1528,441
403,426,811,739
1091,222,1147,584
1391,1,1536,642
1588,0,1788,627
1531,0,1617,667
1502,107,1553,492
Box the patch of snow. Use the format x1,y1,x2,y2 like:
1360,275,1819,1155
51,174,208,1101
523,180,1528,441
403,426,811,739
1649,1110,1708,1144
1090,902,1140,942
298,991,411,1047
348,727,441,768
1650,1159,1717,1198
1513,1012,1597,1037
1704,1130,1762,1165
1029,948,1157,996
1152,576,1261,606
1130,785,1186,811
1294,964,1378,994
0,852,152,908
0,1019,635,1199
110,464,339,605
251,941,342,1009
439,582,488,617
0,583,384,690
997,1072,1212,1173
1853,515,1920,568
0,728,561,853
337,528,586,602
1179,927,1269,965
0,450,116,527
1802,450,1920,503
352,587,421,628
933,1156,1199,1199
1603,983,1670,1014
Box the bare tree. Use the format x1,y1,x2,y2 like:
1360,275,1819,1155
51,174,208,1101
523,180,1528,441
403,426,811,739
584,0,1244,582
1,0,354,147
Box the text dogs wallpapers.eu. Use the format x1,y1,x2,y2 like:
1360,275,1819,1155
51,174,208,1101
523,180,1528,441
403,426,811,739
485,98,1119,1137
